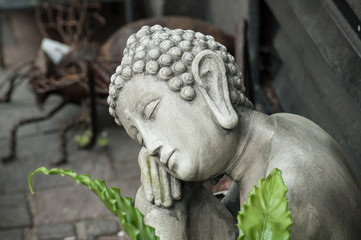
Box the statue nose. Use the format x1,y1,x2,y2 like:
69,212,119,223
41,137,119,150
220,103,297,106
137,126,161,155
146,140,162,156
143,135,162,156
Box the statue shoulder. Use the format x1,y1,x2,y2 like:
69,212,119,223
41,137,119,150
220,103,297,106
267,113,353,183
263,113,361,239
269,112,339,157
271,112,326,135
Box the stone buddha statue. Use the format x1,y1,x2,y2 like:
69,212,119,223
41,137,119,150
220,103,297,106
107,25,361,239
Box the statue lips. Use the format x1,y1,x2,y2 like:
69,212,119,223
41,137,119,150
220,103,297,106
160,148,176,166
167,151,177,171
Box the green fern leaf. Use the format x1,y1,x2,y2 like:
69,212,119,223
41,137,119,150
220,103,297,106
28,167,159,240
237,168,292,240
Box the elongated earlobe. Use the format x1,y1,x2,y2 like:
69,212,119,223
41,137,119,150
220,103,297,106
192,50,238,129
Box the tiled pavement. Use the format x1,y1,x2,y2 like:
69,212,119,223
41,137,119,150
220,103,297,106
0,75,141,240
0,11,141,240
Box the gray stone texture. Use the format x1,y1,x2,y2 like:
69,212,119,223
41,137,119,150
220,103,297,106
97,234,130,240
0,131,117,194
32,184,114,225
115,21,361,239
107,128,141,179
0,193,31,228
30,175,139,226
23,227,37,240
84,218,120,240
0,228,23,240
36,223,75,240
0,9,141,240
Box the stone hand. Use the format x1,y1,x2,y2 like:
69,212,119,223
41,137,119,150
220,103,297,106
138,147,182,208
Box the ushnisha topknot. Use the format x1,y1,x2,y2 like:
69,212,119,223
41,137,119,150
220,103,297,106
108,25,253,126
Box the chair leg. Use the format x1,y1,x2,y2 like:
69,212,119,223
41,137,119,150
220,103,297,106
54,110,88,165
0,60,33,103
2,100,67,163
82,61,98,149
0,74,19,103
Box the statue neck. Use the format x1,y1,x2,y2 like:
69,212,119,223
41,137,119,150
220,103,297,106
226,110,276,182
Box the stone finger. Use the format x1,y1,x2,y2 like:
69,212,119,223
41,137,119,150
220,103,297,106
171,175,182,200
150,156,162,206
159,167,172,208
138,148,154,203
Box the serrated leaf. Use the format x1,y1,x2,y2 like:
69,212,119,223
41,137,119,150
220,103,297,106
237,168,293,240
29,167,159,240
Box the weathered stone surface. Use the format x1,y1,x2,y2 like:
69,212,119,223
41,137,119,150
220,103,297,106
37,223,75,240
0,193,31,228
84,218,120,240
0,105,39,139
107,176,140,203
109,24,361,239
97,232,130,240
0,228,23,240
0,132,115,194
32,184,114,225
0,88,70,139
23,227,37,240
65,142,116,182
0,77,36,108
0,12,141,240
107,127,141,179
34,103,81,135
31,173,140,226
0,133,62,194
115,231,131,240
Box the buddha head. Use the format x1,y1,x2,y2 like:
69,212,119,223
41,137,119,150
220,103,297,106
108,25,253,181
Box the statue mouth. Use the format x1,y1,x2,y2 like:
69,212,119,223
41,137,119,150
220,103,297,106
160,148,176,167
167,151,177,171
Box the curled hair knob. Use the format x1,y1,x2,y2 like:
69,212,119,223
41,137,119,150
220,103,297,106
180,86,196,101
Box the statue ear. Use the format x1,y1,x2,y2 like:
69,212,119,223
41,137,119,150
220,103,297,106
192,50,238,129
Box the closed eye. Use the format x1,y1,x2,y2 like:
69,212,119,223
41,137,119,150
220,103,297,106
144,98,161,119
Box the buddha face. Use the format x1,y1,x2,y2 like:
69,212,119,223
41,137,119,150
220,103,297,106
115,75,239,181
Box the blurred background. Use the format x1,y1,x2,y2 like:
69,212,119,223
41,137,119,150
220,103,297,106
0,0,360,239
